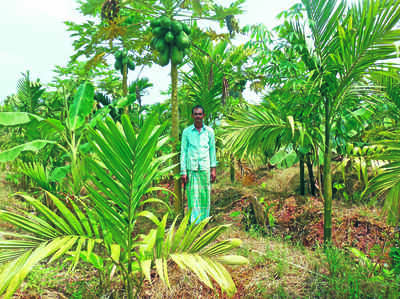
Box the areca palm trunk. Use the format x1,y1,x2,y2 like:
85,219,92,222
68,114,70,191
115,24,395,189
171,62,182,214
306,154,316,196
323,98,332,244
230,155,235,183
299,154,305,195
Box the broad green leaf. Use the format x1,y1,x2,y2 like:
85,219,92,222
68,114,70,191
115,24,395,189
68,82,95,131
0,140,55,162
111,244,120,263
42,118,65,133
0,112,42,126
49,166,71,183
79,251,104,270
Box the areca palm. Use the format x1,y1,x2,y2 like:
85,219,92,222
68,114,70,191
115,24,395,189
297,0,400,243
0,115,247,298
15,71,45,114
182,40,252,126
224,104,314,180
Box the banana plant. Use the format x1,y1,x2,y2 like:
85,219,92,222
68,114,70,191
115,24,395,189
0,82,97,194
0,115,248,298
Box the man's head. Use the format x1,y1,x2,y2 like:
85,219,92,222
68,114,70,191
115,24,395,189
192,105,205,124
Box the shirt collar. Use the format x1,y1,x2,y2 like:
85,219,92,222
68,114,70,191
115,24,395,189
191,124,205,131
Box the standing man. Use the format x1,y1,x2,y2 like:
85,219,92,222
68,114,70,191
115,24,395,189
181,105,217,224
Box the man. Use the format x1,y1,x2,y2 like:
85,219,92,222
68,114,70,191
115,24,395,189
181,105,217,224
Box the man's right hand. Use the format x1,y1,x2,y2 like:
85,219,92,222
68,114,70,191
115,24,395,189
181,174,188,185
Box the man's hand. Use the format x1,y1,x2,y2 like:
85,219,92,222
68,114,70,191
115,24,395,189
181,174,188,185
211,168,216,183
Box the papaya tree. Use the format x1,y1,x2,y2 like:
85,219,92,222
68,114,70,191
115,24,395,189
145,0,244,214
66,0,244,213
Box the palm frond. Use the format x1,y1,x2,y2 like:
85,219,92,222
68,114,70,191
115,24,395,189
15,71,45,113
87,114,174,249
223,104,313,162
19,161,51,191
0,194,100,297
302,0,345,62
366,136,400,224
333,0,400,102
139,214,248,297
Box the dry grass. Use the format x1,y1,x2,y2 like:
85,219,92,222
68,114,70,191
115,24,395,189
141,224,328,299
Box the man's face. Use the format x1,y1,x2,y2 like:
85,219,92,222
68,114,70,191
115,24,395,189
192,108,205,122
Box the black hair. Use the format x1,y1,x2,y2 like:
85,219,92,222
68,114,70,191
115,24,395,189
192,105,205,114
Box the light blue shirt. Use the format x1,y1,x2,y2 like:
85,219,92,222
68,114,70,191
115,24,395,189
180,124,217,175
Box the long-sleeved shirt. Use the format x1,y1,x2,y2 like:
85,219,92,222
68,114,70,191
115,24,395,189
180,124,217,175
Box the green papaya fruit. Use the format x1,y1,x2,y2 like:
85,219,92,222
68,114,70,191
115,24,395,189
152,26,164,37
164,31,174,43
159,16,171,29
124,16,134,25
182,22,191,35
122,56,129,65
176,31,190,49
127,60,135,71
150,18,161,28
155,39,167,52
171,47,183,65
115,50,123,60
159,48,170,66
171,20,183,35
150,37,158,50
114,60,122,70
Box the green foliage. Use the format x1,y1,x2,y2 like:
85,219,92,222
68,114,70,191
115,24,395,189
0,115,247,298
224,103,312,164
67,82,95,131
389,247,400,275
14,72,46,114
366,133,400,224
0,82,96,193
0,140,56,163
0,112,43,127
316,246,400,298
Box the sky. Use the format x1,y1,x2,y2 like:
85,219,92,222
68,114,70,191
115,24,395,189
0,0,298,105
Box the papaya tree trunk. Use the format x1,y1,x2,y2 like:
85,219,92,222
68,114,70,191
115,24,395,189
299,154,305,195
323,98,332,244
171,62,182,215
123,63,128,114
306,154,316,196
